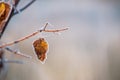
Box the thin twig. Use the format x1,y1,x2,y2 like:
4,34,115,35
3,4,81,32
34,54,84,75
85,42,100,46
44,27,69,32
5,47,32,58
13,0,36,15
43,23,48,31
0,59,23,64
0,23,69,48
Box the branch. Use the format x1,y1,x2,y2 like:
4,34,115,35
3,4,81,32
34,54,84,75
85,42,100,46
0,59,23,64
13,0,36,15
0,23,69,48
5,47,32,58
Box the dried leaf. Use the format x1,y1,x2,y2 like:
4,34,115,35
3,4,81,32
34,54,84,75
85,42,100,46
0,2,11,33
0,3,5,17
33,38,48,63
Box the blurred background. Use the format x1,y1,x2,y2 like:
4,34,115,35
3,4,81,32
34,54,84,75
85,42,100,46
0,0,120,80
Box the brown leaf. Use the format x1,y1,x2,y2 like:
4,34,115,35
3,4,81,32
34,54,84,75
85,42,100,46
0,2,11,33
33,38,48,63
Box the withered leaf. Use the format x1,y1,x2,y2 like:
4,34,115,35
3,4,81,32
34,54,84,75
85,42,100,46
33,38,48,63
0,3,5,17
0,2,11,33
0,2,10,20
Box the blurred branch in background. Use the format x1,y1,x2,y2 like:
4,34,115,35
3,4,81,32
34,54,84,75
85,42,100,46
13,0,36,15
0,0,36,80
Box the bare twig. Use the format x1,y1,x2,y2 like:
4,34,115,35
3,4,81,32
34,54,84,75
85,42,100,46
0,23,69,48
0,59,23,64
43,23,48,31
13,0,36,15
44,28,69,32
5,47,32,58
